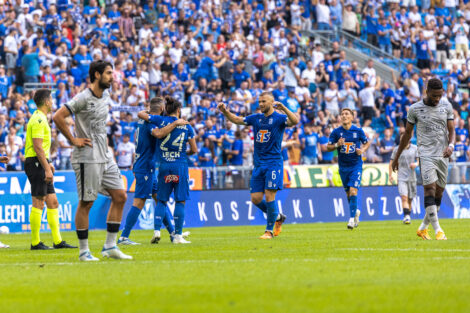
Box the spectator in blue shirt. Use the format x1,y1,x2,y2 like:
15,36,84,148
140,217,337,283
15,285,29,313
366,8,379,47
83,0,101,25
319,126,334,164
229,131,244,166
378,18,392,54
233,64,251,89
73,45,93,82
21,46,41,83
454,134,470,182
301,124,321,164
412,31,432,69
456,118,469,142
199,137,215,167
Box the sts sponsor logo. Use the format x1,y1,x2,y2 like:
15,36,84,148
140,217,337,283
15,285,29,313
340,142,356,154
256,130,271,143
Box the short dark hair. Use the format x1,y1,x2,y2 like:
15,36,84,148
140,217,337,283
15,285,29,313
341,108,354,115
150,97,165,113
89,60,113,83
164,96,182,115
33,89,52,107
427,78,443,90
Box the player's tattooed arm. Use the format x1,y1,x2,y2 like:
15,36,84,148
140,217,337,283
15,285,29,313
444,119,456,158
273,101,299,126
217,102,247,125
152,119,189,139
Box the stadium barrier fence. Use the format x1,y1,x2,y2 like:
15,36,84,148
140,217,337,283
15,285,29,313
1,164,469,233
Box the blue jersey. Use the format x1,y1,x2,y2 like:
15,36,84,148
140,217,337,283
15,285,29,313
133,119,156,174
149,115,195,164
328,125,368,169
244,111,288,167
302,132,319,158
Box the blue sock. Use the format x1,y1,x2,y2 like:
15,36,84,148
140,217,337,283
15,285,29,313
121,206,141,238
254,200,268,213
163,206,175,234
154,201,166,231
266,201,279,232
174,202,185,235
349,195,358,218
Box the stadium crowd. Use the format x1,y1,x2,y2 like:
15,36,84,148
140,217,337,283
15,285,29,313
1,0,470,173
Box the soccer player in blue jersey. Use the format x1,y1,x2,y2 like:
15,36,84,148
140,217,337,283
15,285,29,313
327,108,370,229
218,92,299,239
141,96,198,244
118,97,189,245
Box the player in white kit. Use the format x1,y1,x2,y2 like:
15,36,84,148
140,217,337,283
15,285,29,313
54,60,132,260
392,78,455,240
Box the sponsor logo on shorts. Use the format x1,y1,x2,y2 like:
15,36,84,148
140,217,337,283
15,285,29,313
165,175,180,183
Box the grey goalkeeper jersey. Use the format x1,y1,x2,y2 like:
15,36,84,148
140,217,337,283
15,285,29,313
391,144,418,182
407,98,454,158
65,89,113,164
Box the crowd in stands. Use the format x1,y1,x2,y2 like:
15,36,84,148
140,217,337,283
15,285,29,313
1,0,470,174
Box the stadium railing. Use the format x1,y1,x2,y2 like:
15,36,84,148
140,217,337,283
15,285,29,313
24,82,56,93
194,163,470,189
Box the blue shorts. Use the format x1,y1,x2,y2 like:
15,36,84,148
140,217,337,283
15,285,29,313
250,163,283,193
134,171,158,199
339,165,362,192
157,162,190,202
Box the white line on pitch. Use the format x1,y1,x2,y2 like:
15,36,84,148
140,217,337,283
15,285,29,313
337,248,470,252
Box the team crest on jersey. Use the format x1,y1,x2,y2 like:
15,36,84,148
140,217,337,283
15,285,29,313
353,133,357,138
269,118,273,124
256,130,271,143
165,175,180,183
144,176,148,181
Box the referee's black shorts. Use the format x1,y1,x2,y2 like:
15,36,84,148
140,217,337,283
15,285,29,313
24,157,55,197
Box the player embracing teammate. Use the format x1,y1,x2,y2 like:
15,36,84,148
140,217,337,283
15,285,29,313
218,92,299,239
393,78,454,240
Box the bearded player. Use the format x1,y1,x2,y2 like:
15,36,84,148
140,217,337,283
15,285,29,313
218,92,298,239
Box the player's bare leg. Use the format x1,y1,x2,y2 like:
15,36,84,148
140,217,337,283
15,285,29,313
401,195,411,224
101,189,132,259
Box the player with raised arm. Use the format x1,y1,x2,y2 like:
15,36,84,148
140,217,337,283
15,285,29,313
392,78,454,240
218,92,299,239
53,60,132,261
326,108,370,229
389,138,418,224
118,97,189,245
140,97,197,244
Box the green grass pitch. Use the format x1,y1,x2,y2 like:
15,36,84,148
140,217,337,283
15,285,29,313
1,220,470,313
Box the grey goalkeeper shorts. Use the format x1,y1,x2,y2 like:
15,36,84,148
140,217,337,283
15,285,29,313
72,160,124,202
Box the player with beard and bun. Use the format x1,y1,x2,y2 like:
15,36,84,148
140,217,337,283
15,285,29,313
218,92,299,239
53,60,132,261
392,78,455,240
